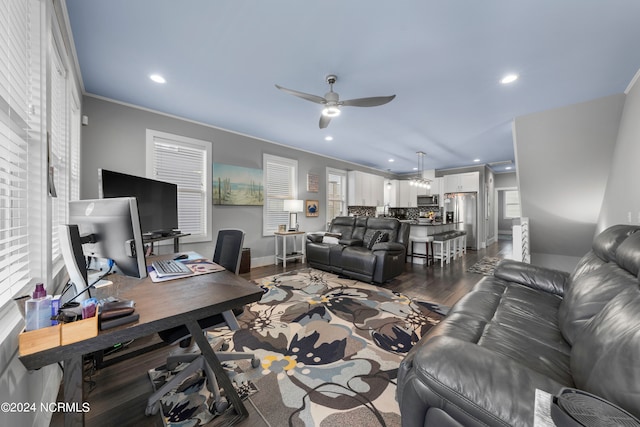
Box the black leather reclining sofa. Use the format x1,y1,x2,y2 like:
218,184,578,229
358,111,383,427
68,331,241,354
306,216,410,284
397,224,640,426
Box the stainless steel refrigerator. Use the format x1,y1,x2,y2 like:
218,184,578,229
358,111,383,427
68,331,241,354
444,192,477,249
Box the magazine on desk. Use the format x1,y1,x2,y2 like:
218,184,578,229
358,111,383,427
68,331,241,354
148,255,226,283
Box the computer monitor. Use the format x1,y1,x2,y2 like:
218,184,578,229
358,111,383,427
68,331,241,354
59,197,147,305
98,168,178,236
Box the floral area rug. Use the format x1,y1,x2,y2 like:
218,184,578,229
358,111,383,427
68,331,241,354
147,335,258,426
208,268,449,427
466,256,503,276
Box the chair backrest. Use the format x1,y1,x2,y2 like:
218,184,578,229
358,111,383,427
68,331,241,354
213,229,245,274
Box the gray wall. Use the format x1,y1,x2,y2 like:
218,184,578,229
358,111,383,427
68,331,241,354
513,93,625,265
597,73,640,231
80,96,389,264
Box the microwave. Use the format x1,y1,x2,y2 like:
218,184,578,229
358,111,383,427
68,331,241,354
417,195,438,206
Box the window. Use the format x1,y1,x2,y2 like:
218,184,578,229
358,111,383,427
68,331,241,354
504,190,521,219
263,154,297,236
326,167,346,222
0,0,44,306
146,129,212,243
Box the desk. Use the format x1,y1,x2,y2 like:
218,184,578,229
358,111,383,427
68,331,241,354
19,253,263,427
274,231,306,267
143,232,190,253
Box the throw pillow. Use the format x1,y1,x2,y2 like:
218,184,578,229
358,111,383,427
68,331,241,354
322,232,342,244
367,231,390,249
374,232,389,246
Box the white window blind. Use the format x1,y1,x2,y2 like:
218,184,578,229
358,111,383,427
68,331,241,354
147,130,211,241
0,0,37,306
326,168,346,222
49,43,68,262
504,190,521,219
263,154,297,235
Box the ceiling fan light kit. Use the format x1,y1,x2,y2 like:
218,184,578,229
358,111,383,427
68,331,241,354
275,74,395,128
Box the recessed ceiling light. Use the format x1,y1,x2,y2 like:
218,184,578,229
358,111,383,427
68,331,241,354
388,158,394,162
505,166,512,170
150,74,166,84
413,167,418,170
500,73,519,84
324,136,333,141
473,158,481,162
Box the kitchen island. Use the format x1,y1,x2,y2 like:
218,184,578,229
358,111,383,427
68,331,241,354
404,221,462,264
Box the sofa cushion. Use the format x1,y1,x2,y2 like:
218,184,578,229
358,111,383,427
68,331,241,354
615,231,640,277
328,216,355,239
571,288,640,420
591,224,640,262
558,262,637,344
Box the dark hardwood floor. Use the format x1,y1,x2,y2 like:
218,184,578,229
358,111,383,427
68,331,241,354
50,240,511,427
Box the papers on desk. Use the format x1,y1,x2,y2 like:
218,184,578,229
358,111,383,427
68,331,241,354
148,257,226,283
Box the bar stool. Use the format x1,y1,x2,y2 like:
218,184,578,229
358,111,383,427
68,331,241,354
408,235,434,266
456,231,467,258
432,232,451,267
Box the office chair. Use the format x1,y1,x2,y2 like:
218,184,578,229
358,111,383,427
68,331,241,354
146,228,259,416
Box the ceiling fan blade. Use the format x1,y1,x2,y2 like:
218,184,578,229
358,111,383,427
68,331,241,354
275,84,326,104
340,94,396,107
319,114,332,129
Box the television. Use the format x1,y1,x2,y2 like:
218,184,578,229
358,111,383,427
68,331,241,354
59,197,147,305
98,169,178,237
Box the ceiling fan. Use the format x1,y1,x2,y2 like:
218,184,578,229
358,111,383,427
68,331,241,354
275,74,396,129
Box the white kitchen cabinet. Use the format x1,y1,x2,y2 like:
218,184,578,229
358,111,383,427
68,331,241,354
348,171,385,206
398,180,417,207
443,172,479,193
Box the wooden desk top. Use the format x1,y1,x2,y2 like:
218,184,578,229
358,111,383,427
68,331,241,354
19,253,263,371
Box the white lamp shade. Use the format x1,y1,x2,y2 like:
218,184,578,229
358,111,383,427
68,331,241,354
283,199,304,212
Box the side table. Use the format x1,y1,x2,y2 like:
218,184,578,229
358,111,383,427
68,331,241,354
274,231,306,267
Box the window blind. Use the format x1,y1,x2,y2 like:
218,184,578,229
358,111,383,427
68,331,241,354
263,154,297,235
149,133,209,239
326,168,346,221
505,190,521,219
49,41,69,263
0,0,34,307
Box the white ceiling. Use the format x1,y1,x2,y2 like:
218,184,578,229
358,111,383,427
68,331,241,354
64,0,640,174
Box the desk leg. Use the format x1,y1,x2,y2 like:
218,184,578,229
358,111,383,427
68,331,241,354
274,235,278,265
185,321,249,421
63,353,85,427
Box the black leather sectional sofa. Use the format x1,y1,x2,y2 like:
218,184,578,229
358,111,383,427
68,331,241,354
306,216,410,283
397,224,640,426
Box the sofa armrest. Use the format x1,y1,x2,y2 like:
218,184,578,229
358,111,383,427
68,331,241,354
306,232,325,243
371,241,405,253
398,336,565,427
339,238,363,247
494,259,569,296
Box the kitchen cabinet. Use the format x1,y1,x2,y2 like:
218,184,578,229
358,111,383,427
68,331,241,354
348,171,385,206
443,172,479,193
397,180,417,207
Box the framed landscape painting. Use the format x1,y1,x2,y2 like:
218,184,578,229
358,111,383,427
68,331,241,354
213,163,264,206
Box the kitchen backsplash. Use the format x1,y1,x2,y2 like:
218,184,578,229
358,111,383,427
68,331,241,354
347,206,441,220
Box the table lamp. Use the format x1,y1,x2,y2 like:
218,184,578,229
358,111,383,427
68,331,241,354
283,199,304,231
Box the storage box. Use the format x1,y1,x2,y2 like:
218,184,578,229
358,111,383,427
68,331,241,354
18,324,61,356
61,314,98,346
18,313,99,356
